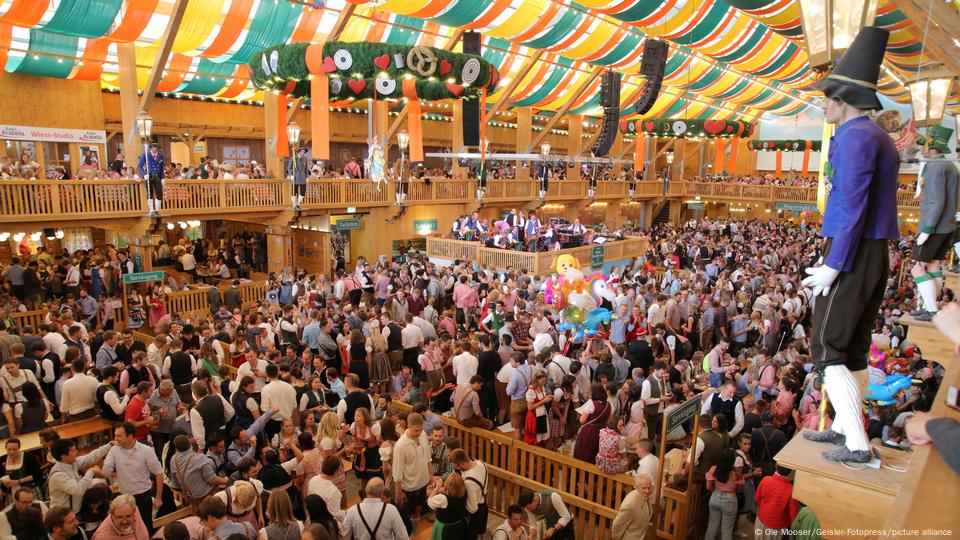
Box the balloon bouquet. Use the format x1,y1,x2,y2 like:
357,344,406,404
545,254,617,340
863,342,913,405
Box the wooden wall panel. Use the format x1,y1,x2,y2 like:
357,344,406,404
0,74,104,129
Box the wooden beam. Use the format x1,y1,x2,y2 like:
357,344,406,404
286,96,306,123
887,0,960,75
118,43,142,167
444,28,465,51
531,65,606,149
139,0,190,114
329,4,356,42
486,50,545,122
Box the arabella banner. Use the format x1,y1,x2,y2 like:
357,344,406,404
0,124,107,144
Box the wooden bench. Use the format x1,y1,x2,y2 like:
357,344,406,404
0,417,114,452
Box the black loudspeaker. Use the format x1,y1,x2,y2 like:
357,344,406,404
632,39,668,115
463,31,482,147
592,70,621,157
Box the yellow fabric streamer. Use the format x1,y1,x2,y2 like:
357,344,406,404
817,121,835,213
487,0,546,39
378,0,433,15
560,20,618,59
172,0,225,54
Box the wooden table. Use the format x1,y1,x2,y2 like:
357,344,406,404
0,417,113,452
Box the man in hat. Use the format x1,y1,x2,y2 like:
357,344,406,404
910,125,959,321
289,146,309,209
801,27,900,463
137,143,165,216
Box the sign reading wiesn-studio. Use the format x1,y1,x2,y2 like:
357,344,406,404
0,124,107,144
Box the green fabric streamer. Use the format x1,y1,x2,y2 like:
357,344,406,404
593,33,642,66
176,59,236,95
226,0,302,64
432,0,494,28
672,2,728,46
714,28,765,64
43,0,124,38
7,29,78,78
511,57,573,107
384,16,424,46
523,8,581,49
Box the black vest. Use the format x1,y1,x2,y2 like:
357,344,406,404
96,384,122,422
386,323,403,351
40,352,60,401
195,395,226,441
343,391,369,425
709,393,739,424
6,504,45,540
125,364,155,390
231,390,255,428
19,401,46,434
167,351,193,386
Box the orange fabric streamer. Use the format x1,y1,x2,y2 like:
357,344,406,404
216,66,250,99
200,0,255,58
775,150,783,176
801,140,812,175
276,88,292,158
68,38,110,80
108,0,159,42
0,0,49,26
634,133,644,172
155,54,193,92
402,79,424,162
312,75,330,160
291,5,324,42
729,136,740,175
0,23,10,69
715,138,726,174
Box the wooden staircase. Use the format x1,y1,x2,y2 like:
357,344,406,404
775,315,960,538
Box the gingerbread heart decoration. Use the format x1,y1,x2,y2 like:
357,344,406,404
439,59,452,76
374,55,391,70
348,79,367,95
703,120,725,135
322,56,337,73
724,124,734,134
643,120,655,132
446,83,464,97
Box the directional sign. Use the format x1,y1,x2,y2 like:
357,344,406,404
122,271,164,285
687,203,705,210
336,218,361,231
775,202,818,213
666,393,702,434
591,245,604,270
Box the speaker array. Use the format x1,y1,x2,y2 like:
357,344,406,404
631,39,668,116
463,31,481,147
591,70,621,157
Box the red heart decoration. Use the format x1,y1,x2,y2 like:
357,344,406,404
374,54,391,70
619,120,629,133
446,83,464,97
703,120,725,135
439,59,452,76
348,79,367,95
643,120,655,132
724,124,734,133
322,56,336,73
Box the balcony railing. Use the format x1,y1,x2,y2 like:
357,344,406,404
426,236,649,274
0,177,918,223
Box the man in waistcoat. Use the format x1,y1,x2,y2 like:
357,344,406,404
0,487,48,540
162,339,197,404
518,489,574,540
700,382,745,437
190,380,234,452
96,366,130,425
169,434,228,507
641,361,669,443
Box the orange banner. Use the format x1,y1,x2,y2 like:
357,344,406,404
108,0,159,42
402,79,424,162
715,138,726,175
312,75,330,160
801,140,812,175
775,150,782,176
729,136,740,175
277,92,290,158
634,133,644,172
199,0,255,58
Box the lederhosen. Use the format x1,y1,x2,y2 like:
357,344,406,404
464,462,489,539
357,502,388,538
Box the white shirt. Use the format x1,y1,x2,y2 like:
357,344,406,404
700,392,745,436
400,324,423,349
43,332,67,360
640,376,667,413
343,498,410,540
237,359,269,392
261,379,298,421
162,352,198,379
452,352,478,386
306,475,345,525
103,442,164,495
635,453,660,501
60,372,99,415
190,394,236,450
496,363,516,385
180,253,197,271
461,461,488,514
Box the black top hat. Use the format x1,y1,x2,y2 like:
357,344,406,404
813,26,889,111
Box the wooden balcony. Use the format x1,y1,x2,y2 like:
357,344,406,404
426,235,648,274
0,177,919,225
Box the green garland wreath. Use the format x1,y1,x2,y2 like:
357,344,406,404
620,118,755,138
747,139,822,151
248,41,499,101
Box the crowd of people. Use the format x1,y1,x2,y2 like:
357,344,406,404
446,209,624,252
691,175,819,188
0,215,954,540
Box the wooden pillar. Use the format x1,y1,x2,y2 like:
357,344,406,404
130,236,155,272
264,92,283,179
568,115,582,181
266,226,292,275
117,43,142,169
644,138,657,181
611,131,624,177
451,100,465,179
515,108,532,180
374,101,389,142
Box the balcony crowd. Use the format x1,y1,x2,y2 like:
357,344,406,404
0,213,953,539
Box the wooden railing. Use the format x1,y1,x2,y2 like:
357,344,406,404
426,236,649,274
9,310,46,331
162,280,267,321
0,180,145,222
0,177,920,223
162,179,289,216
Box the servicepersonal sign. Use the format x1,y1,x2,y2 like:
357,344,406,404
122,271,165,285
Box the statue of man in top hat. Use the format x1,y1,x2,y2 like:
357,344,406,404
910,126,959,321
801,27,900,463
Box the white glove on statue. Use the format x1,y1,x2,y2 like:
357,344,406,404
917,232,930,245
803,265,840,297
